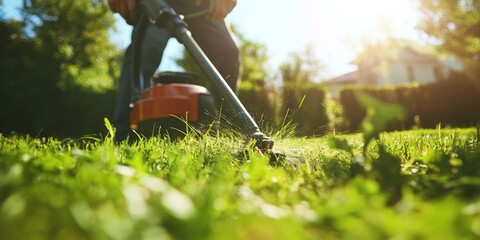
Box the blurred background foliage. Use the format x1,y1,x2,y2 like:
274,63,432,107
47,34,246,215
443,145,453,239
418,0,480,76
0,0,120,137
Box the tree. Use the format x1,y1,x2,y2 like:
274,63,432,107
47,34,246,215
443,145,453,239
0,0,120,137
0,1,4,19
418,0,480,75
23,0,121,91
237,30,269,90
280,45,326,86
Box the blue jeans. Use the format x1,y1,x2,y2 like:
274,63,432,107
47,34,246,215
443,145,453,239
112,19,240,141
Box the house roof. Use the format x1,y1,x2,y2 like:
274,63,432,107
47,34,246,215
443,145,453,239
323,71,358,85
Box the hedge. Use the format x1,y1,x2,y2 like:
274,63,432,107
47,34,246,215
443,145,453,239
281,83,329,136
339,76,480,132
0,88,117,138
238,84,277,126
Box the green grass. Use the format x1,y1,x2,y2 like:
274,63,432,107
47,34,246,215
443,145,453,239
1,127,479,239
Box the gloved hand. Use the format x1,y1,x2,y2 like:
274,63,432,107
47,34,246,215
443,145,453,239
108,0,137,24
196,0,237,20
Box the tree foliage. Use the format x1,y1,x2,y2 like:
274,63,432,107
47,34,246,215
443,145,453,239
279,45,326,85
418,0,480,73
0,1,121,137
23,0,121,91
236,30,269,90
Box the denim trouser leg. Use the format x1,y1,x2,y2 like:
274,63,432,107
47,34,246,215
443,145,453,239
113,26,171,141
188,20,241,121
188,20,240,93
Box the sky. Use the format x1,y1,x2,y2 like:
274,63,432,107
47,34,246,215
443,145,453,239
3,0,426,80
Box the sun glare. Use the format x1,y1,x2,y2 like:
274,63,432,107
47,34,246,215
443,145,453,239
340,0,392,35
305,0,407,43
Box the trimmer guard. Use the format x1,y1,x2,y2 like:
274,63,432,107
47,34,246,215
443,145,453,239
130,83,216,135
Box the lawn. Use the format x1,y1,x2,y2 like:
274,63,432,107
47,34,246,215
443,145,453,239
0,126,479,239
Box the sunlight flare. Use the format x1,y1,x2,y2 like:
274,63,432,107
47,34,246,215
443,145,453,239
306,0,412,42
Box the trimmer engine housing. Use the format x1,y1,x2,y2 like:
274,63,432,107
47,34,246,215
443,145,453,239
130,72,217,137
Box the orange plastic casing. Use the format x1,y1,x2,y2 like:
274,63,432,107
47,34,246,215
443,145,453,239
130,83,210,130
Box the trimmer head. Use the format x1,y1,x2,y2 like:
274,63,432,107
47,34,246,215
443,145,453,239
251,131,274,151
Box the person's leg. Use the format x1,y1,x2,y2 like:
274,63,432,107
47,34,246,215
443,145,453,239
188,19,241,93
113,26,171,142
187,19,241,128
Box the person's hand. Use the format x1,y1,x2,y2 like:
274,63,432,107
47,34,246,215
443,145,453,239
197,0,237,20
211,0,237,20
108,0,137,24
